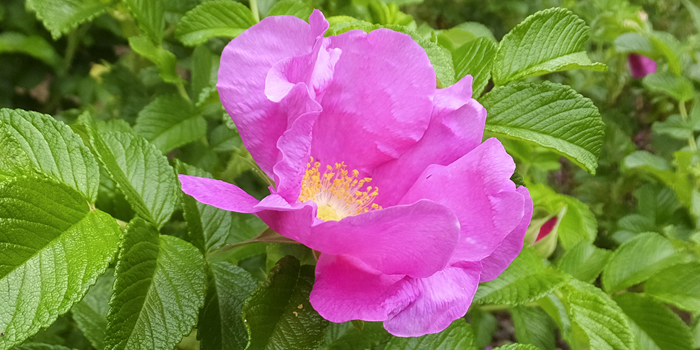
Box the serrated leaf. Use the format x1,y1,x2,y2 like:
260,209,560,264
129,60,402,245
645,262,700,312
384,320,476,350
511,306,556,350
474,248,570,305
198,260,257,350
175,1,256,46
492,8,606,85
614,293,693,350
242,256,329,350
494,344,539,350
124,0,165,43
267,0,314,19
557,241,612,283
0,32,60,68
134,94,205,153
321,322,390,350
85,128,178,229
602,232,682,293
128,35,182,84
479,81,605,174
11,344,75,350
643,72,695,102
25,0,112,39
0,123,32,180
71,269,114,350
453,37,496,96
104,218,206,350
0,109,100,203
0,177,121,350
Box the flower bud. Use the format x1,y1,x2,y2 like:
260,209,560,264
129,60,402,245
628,53,657,78
524,207,566,258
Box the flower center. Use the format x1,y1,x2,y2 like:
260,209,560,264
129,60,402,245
299,157,382,221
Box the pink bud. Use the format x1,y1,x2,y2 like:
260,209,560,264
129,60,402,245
628,53,657,78
536,217,558,242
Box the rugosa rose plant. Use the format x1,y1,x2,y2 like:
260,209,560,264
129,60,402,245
179,10,532,336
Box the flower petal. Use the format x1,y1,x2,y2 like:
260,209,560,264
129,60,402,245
310,28,435,174
479,186,533,282
400,138,526,262
310,254,408,322
218,11,328,176
178,175,261,213
383,261,481,337
371,76,486,206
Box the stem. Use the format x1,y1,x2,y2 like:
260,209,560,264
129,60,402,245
479,302,539,312
679,101,697,151
250,0,260,22
176,82,191,103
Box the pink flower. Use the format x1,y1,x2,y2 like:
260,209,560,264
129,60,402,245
628,53,657,78
179,10,532,337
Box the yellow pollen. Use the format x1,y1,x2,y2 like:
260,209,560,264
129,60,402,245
299,157,383,221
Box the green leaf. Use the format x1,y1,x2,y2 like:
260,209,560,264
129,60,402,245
384,320,477,350
128,35,182,84
176,0,256,46
11,344,75,350
474,248,570,305
104,218,207,350
492,8,606,85
682,0,700,33
479,81,605,174
643,72,695,102
622,151,676,186
134,94,205,153
557,241,612,283
198,260,257,350
321,322,390,350
177,162,264,254
602,232,682,294
452,37,496,96
614,32,682,76
614,293,693,350
470,308,497,348
645,262,700,312
191,45,219,105
0,177,121,350
71,269,115,350
0,32,60,68
124,0,165,43
494,344,539,350
25,0,112,39
511,306,556,350
652,114,698,140
437,28,476,52
267,0,314,20
454,22,497,43
85,127,178,228
242,256,330,350
0,123,33,181
0,109,100,203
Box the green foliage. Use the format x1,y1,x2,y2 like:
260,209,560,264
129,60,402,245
557,241,612,283
642,72,695,102
123,0,165,43
267,0,314,20
511,306,556,350
128,35,182,84
645,262,700,313
452,37,496,96
614,293,693,350
134,94,205,153
25,0,112,39
70,269,115,350
176,1,257,47
0,32,60,68
384,321,477,349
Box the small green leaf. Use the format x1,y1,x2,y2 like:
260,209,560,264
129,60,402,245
602,232,683,294
645,262,700,313
242,256,330,350
104,218,207,350
557,241,612,283
614,293,693,350
511,306,556,350
267,0,314,20
25,0,112,39
474,248,570,305
452,37,496,96
384,320,477,350
134,94,206,153
0,109,100,203
176,0,256,46
128,35,182,84
0,177,121,350
124,0,165,43
492,8,606,85
479,81,605,174
436,28,476,52
453,22,497,43
652,114,698,140
71,269,115,350
622,151,676,186
0,32,60,68
191,45,219,105
643,72,695,102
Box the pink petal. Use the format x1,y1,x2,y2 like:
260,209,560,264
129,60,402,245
537,216,557,242
217,12,328,176
400,138,526,262
371,76,486,206
310,254,409,322
310,28,435,174
178,175,261,213
628,53,657,79
383,261,481,337
478,186,532,282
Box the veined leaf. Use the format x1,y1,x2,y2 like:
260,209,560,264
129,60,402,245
510,306,556,350
384,320,477,350
492,8,606,85
479,81,605,174
0,32,60,68
0,109,99,203
602,232,683,293
0,177,121,350
124,0,165,43
320,322,390,350
11,344,75,350
104,219,206,350
191,45,219,106
134,94,206,153
242,256,329,350
645,262,700,313
643,72,695,102
267,0,314,20
557,241,612,283
494,345,539,350
614,293,693,350
452,37,496,96
128,35,182,84
175,1,256,46
25,0,112,39
71,269,115,350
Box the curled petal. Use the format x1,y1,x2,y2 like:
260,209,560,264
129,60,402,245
178,175,261,213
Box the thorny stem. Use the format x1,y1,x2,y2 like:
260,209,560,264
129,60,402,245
250,0,260,22
679,101,697,151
